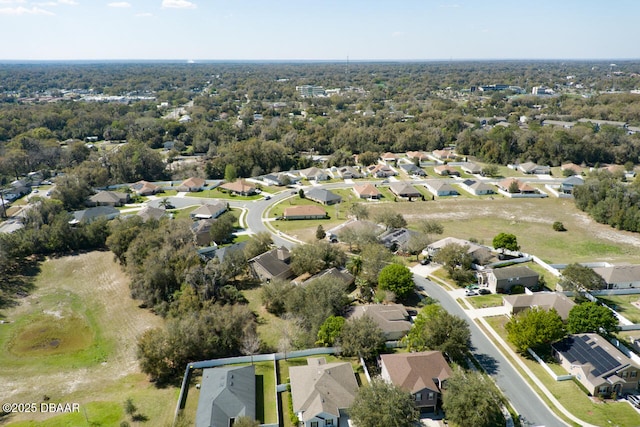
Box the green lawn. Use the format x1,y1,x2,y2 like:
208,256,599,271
598,295,640,324
466,294,504,309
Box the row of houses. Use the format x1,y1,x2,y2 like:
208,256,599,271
196,351,454,427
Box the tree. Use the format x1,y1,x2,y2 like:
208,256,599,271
406,233,431,261
290,240,346,276
378,263,414,300
442,368,504,427
315,224,326,240
348,203,370,220
348,378,419,427
243,231,273,259
360,243,393,284
416,219,444,236
209,211,235,244
481,164,499,177
492,232,520,252
261,279,296,316
232,417,260,427
298,188,305,198
559,263,606,291
375,209,407,230
339,315,386,359
403,304,471,363
224,164,237,182
567,302,619,334
505,307,565,353
316,315,345,346
507,180,520,194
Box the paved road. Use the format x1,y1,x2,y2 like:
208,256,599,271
414,275,567,427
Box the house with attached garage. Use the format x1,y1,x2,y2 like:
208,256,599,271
130,180,159,196
406,151,431,165
366,163,397,178
518,161,551,175
433,165,460,177
290,358,359,427
380,351,453,413
305,188,342,205
559,175,584,195
479,264,540,294
459,179,495,196
299,166,329,181
592,264,640,289
389,181,422,200
461,162,482,174
89,190,130,207
503,292,576,321
189,202,228,220
423,180,459,197
248,247,293,281
552,333,640,397
353,183,381,200
283,205,327,220
346,303,412,341
195,365,255,427
424,237,492,265
219,180,256,196
177,177,206,192
399,163,426,176
336,165,362,179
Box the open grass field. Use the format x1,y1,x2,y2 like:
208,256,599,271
0,251,179,427
365,196,640,265
484,315,640,427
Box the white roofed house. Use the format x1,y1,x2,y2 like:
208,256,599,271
459,179,495,196
423,180,459,197
189,202,228,220
300,166,329,181
592,264,640,289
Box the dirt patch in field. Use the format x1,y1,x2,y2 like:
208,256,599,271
0,251,164,421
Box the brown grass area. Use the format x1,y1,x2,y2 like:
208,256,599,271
0,251,166,424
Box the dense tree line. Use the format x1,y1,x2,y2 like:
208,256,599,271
573,170,640,232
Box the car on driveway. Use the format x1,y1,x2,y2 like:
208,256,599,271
478,288,491,295
465,290,478,296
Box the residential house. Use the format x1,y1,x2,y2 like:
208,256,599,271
380,351,453,413
561,163,584,175
480,265,540,294
389,182,421,200
503,292,576,320
380,152,398,164
518,161,551,175
248,247,293,281
353,183,381,200
304,267,355,287
177,177,206,192
191,219,215,246
423,180,459,197
195,365,255,427
290,358,359,427
542,120,576,129
379,228,420,252
220,180,256,196
336,166,362,179
130,180,159,196
299,167,329,181
89,191,130,207
399,163,426,176
325,219,385,243
305,188,342,205
262,173,285,186
423,237,492,265
346,304,412,341
366,164,397,178
459,179,495,196
406,151,430,164
552,333,640,397
592,264,640,289
432,149,458,162
461,162,482,174
497,178,537,194
70,206,120,224
433,165,460,176
136,206,166,222
190,202,228,220
559,175,584,195
283,205,327,220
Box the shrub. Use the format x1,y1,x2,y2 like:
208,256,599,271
552,221,566,232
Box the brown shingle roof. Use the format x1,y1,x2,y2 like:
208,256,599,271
380,351,452,394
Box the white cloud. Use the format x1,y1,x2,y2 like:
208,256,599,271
161,0,196,9
0,0,27,4
0,6,55,14
34,2,58,6
108,1,131,7
58,0,78,5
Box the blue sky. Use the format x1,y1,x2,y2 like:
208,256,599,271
1,0,638,61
